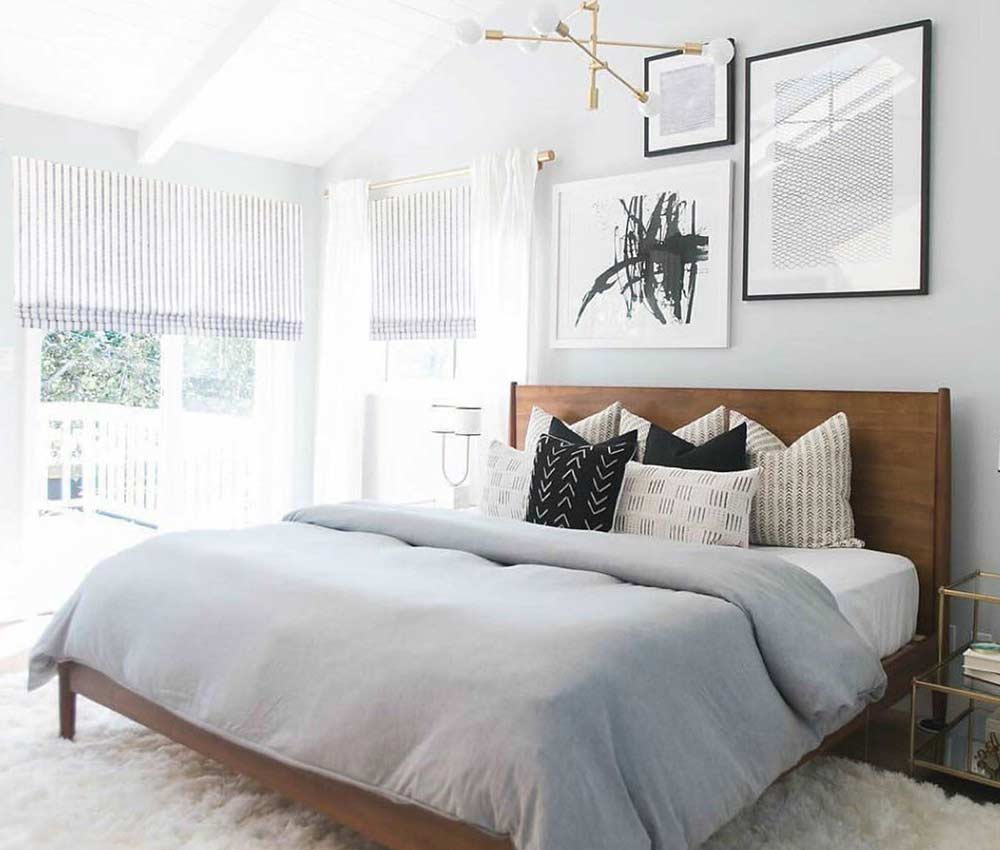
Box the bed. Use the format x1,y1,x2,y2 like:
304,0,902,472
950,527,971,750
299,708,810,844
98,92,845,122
31,384,951,850
762,546,919,660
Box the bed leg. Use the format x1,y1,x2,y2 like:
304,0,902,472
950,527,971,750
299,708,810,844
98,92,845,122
58,663,76,740
931,691,947,726
862,709,871,762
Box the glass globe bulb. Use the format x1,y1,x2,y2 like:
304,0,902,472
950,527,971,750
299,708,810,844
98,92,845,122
454,18,484,46
703,38,735,66
518,38,541,54
531,3,561,36
637,94,662,119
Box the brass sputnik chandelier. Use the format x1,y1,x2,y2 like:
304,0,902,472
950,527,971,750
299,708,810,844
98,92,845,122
454,2,734,117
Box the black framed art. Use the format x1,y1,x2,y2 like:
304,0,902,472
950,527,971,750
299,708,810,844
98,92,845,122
743,20,931,300
643,40,735,157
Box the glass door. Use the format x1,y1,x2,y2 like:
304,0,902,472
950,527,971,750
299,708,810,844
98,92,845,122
17,329,293,614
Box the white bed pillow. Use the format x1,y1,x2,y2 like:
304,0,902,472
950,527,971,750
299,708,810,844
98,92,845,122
524,402,621,454
619,406,727,462
729,410,864,549
481,441,531,521
614,463,760,547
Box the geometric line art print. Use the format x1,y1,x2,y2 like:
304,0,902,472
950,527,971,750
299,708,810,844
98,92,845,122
771,64,894,269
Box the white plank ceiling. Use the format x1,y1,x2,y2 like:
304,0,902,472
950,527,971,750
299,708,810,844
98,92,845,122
0,0,500,166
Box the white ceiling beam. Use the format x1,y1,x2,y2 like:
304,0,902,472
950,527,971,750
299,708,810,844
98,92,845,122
136,0,285,163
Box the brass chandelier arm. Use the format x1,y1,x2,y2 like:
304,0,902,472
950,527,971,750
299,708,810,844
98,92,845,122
476,1,725,112
554,23,648,102
484,30,701,54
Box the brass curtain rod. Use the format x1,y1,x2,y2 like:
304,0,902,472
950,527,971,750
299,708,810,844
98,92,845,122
322,150,556,198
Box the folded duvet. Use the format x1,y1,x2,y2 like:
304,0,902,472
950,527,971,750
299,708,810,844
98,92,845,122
30,502,885,850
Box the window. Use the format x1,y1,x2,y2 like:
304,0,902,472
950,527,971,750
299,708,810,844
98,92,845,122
15,158,302,616
368,185,474,383
33,330,274,526
368,186,474,344
40,331,161,408
182,337,255,416
384,339,456,381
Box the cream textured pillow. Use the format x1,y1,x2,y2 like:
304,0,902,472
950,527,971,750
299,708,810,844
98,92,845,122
619,405,727,462
524,402,621,454
481,441,531,521
729,411,864,549
614,462,760,547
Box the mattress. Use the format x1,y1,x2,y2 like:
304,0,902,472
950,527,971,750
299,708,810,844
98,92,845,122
755,546,919,659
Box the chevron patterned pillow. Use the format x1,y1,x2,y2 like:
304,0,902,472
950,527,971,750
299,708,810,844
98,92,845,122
619,406,727,462
729,411,864,549
524,403,622,455
481,441,532,521
525,431,637,531
614,463,761,547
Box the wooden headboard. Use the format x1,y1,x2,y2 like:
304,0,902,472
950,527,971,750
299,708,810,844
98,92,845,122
510,384,951,636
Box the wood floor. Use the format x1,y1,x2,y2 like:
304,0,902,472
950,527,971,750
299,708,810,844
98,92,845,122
3,618,998,808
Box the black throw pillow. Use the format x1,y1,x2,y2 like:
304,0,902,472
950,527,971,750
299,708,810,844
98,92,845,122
547,416,589,446
526,431,637,532
643,421,747,472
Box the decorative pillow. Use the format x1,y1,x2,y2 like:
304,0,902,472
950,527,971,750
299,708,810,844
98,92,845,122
614,463,761,547
525,431,637,531
619,406,727,462
729,411,864,549
524,402,621,454
481,441,531,521
644,422,747,472
547,416,588,446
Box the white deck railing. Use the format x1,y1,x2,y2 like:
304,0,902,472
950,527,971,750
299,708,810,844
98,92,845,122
40,401,258,529
42,402,160,525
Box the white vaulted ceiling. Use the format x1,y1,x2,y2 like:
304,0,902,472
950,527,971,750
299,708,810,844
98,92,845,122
0,0,500,166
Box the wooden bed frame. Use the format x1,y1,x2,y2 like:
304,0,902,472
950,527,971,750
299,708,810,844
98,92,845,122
58,383,951,850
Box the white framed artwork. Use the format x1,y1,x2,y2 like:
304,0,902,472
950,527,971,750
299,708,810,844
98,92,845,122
550,161,732,349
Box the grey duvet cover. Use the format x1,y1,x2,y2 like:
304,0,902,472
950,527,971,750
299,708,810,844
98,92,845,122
30,502,886,850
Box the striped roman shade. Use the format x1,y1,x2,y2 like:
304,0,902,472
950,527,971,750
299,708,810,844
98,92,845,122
369,186,473,341
13,157,303,340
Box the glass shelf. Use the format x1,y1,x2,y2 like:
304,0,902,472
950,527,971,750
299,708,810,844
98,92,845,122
912,702,1000,789
942,571,1000,606
916,651,1000,706
912,570,1000,791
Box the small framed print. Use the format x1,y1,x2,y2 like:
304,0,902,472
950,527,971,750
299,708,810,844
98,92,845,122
743,20,931,300
643,41,735,157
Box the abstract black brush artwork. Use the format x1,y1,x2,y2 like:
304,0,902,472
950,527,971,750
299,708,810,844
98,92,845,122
552,162,732,349
575,191,708,329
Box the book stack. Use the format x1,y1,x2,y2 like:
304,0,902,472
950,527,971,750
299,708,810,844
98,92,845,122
962,643,1000,686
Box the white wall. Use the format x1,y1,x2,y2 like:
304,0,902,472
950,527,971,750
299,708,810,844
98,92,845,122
325,0,1000,586
0,103,322,567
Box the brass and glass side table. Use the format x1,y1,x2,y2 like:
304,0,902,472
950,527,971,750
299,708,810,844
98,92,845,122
910,571,1000,789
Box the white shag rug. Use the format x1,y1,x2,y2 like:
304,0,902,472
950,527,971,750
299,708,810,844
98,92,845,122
1,674,998,850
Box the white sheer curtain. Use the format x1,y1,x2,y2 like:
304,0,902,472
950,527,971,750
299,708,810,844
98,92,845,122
157,337,296,532
471,149,539,445
248,339,296,520
313,179,371,504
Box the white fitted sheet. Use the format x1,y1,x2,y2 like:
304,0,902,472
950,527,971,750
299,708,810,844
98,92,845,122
754,546,919,659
